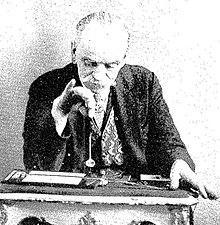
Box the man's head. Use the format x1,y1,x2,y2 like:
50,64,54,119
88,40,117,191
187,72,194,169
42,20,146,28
72,11,130,93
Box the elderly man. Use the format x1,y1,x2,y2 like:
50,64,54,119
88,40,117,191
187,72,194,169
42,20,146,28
23,11,217,199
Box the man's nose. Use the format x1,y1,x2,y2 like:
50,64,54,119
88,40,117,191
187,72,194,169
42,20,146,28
92,64,107,80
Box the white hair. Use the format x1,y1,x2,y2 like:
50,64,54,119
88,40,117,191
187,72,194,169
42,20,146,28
74,11,130,50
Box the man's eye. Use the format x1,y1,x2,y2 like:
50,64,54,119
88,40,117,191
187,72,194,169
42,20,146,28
105,64,112,69
84,60,98,67
105,63,116,69
105,61,120,69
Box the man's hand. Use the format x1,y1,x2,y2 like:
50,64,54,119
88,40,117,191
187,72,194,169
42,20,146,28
51,79,96,136
170,159,219,200
56,79,96,118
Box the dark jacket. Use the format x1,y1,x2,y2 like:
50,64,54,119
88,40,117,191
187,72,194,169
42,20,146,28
23,63,195,177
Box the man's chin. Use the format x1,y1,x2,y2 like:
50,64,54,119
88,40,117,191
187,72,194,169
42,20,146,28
92,87,109,94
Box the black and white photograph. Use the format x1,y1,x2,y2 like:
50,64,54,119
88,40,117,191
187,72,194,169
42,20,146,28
0,1,219,224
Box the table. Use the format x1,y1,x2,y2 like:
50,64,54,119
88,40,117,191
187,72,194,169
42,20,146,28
0,179,198,225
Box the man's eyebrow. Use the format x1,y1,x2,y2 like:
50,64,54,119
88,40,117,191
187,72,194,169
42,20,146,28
108,60,120,65
82,57,96,62
82,57,120,65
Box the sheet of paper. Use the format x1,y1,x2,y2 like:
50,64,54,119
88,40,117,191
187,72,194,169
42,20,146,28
29,170,86,177
22,171,86,185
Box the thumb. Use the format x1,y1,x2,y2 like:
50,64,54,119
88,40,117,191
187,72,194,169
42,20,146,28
64,79,76,94
170,163,181,190
58,79,77,114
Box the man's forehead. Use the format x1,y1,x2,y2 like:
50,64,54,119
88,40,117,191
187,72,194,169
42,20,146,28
76,22,128,62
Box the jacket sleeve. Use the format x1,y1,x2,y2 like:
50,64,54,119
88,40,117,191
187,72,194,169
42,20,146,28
146,73,195,176
22,83,70,171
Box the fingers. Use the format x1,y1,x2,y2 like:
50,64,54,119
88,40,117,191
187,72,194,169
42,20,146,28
59,79,96,117
73,86,96,118
78,105,88,117
204,184,219,200
178,161,208,198
71,102,83,113
170,160,210,199
192,179,207,199
186,178,219,200
71,103,92,117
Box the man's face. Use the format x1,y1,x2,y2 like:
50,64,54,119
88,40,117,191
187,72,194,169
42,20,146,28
74,22,128,93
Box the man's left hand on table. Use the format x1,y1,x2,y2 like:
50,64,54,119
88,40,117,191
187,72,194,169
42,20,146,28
170,159,219,200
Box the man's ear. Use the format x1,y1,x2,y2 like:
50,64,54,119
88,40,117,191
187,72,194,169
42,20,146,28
71,41,77,63
120,55,126,67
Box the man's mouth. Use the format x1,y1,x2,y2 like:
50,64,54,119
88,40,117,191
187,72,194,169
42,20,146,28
83,81,106,90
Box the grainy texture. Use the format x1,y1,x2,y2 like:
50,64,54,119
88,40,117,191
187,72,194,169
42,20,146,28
0,1,220,224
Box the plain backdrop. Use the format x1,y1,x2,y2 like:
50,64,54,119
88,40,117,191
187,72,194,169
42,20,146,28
0,0,220,224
